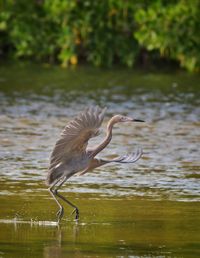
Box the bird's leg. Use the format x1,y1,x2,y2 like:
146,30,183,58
55,191,79,221
54,177,79,221
49,178,65,223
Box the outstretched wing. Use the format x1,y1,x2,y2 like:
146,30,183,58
111,148,143,163
49,106,106,169
78,148,143,176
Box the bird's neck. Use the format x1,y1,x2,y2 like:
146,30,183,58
90,118,115,157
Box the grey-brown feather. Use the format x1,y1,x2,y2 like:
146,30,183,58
47,106,106,185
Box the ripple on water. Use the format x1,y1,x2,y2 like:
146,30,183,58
0,75,200,202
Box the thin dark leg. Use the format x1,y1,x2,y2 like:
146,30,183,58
54,178,79,220
55,191,79,221
49,176,79,222
48,177,66,223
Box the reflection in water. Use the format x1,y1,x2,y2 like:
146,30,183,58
43,227,62,258
44,224,81,258
0,207,200,258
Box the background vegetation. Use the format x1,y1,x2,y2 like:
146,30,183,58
0,0,199,71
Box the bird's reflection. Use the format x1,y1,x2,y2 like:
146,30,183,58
43,222,80,258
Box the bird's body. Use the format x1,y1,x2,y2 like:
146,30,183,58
47,152,90,184
47,106,144,223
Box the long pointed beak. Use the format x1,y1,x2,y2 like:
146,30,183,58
133,119,145,122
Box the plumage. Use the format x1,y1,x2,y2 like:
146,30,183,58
47,106,106,184
47,106,144,223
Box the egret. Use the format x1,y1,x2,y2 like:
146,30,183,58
47,106,144,222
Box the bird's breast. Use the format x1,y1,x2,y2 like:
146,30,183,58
66,154,90,173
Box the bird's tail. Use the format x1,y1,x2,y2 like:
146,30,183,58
46,167,63,186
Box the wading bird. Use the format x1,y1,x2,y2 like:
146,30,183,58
47,106,144,223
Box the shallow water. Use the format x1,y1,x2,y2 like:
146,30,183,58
0,63,200,257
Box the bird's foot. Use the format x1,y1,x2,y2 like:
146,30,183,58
71,208,79,221
56,206,64,222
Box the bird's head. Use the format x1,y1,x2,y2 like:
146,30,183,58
112,115,145,124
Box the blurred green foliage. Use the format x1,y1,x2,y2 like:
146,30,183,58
134,0,200,72
0,0,199,71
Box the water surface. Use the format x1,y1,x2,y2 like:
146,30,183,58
0,63,199,257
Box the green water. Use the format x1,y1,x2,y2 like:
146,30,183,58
0,63,200,257
0,193,200,257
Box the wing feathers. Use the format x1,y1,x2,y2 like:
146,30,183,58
49,106,106,169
